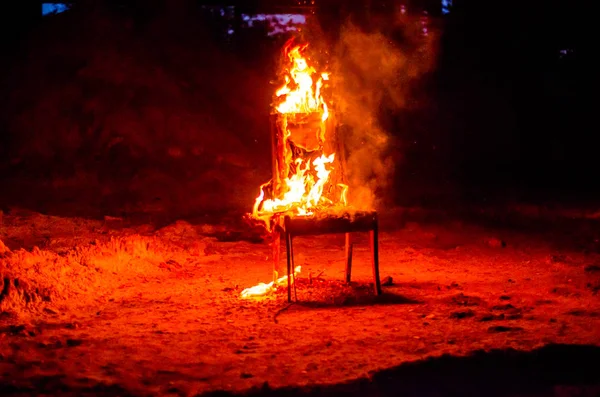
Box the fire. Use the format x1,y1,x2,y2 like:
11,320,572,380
240,266,301,299
251,39,348,227
253,154,336,217
274,42,329,121
241,39,349,299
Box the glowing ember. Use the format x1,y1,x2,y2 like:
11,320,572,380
240,266,301,298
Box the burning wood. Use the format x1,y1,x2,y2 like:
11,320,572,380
241,38,371,299
240,265,301,299
251,38,349,229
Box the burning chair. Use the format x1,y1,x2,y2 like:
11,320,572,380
244,39,382,301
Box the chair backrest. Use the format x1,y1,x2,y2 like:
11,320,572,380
269,110,349,208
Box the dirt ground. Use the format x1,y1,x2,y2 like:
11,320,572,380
1,208,600,396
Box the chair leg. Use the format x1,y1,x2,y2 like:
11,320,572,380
344,232,353,283
285,232,292,303
272,230,280,282
370,225,382,295
290,235,297,302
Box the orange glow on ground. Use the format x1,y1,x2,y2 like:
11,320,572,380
1,211,600,395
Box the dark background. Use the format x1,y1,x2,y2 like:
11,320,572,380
0,0,597,220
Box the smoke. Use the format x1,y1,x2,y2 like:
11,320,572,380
330,11,438,210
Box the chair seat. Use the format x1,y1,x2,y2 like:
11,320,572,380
283,210,377,237
275,210,382,302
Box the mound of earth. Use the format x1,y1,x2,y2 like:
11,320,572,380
0,214,221,318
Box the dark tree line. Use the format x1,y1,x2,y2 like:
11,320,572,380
0,0,597,208
432,0,597,201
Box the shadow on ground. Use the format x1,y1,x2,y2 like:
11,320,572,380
271,292,421,323
293,291,422,308
203,344,600,397
1,344,598,396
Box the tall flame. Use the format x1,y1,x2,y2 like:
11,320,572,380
251,39,348,227
242,39,349,299
275,42,328,120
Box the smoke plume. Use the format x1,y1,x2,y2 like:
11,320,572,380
330,11,438,210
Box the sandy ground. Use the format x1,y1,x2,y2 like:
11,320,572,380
1,209,600,396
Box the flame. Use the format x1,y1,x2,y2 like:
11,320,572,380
251,39,349,227
258,153,336,216
242,40,349,299
240,266,301,298
275,42,328,119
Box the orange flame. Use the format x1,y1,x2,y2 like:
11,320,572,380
240,266,301,299
275,42,329,121
251,39,348,228
242,40,349,299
